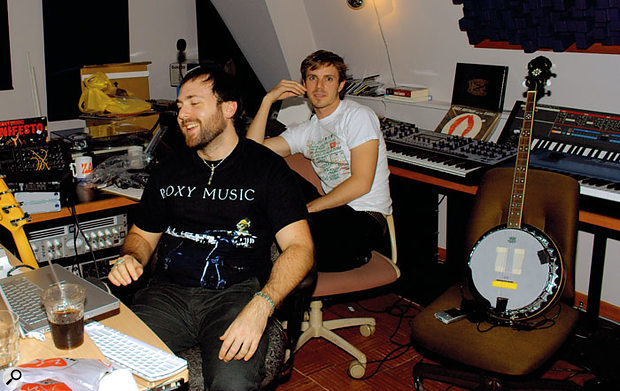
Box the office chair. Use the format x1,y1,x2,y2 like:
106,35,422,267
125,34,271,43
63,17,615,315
410,167,581,390
285,154,400,379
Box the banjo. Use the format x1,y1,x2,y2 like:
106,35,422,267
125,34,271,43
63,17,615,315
468,56,563,325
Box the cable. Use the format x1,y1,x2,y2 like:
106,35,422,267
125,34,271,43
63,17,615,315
372,0,397,87
66,183,100,278
340,295,422,380
349,344,412,380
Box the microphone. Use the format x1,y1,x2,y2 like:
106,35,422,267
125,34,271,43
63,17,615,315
176,39,187,64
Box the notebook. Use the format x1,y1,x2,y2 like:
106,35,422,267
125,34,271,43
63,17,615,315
0,264,120,334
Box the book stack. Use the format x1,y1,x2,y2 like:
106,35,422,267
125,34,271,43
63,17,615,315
384,86,429,103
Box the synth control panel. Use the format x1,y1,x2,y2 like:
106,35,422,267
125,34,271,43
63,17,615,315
0,141,70,175
380,117,516,166
498,100,620,152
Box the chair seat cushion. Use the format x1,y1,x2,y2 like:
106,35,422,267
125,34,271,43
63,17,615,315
410,284,579,375
313,252,400,297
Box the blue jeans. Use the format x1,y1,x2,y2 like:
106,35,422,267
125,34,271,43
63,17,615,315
131,277,268,391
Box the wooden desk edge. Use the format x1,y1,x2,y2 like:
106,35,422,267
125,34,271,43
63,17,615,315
389,165,477,195
29,197,138,224
389,165,620,230
579,210,620,231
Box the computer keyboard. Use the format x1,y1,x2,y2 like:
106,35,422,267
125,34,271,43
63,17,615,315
85,321,188,382
0,276,46,324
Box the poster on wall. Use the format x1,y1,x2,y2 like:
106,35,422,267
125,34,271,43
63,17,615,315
0,0,12,90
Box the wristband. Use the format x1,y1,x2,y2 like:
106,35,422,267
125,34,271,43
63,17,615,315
253,291,275,311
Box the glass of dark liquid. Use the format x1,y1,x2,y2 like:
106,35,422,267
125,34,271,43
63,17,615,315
40,283,87,349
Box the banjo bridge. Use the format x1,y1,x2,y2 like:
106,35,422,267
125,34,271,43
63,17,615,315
492,279,517,290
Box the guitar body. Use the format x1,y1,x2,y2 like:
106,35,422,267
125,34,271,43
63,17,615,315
0,177,39,268
468,224,564,324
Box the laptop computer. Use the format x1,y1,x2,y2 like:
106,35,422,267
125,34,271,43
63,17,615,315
0,263,120,334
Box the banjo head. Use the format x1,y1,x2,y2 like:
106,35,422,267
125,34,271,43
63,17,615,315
468,225,564,324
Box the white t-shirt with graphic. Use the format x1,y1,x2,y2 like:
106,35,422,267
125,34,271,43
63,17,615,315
280,99,392,215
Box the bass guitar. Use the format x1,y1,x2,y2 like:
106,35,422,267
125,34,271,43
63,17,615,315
0,176,39,268
468,56,562,325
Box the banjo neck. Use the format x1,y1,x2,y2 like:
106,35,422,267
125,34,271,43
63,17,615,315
507,90,537,229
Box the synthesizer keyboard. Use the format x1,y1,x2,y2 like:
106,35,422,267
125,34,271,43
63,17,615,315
381,117,516,180
499,101,620,203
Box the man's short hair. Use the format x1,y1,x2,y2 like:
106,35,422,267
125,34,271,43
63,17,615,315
180,65,245,128
300,50,348,84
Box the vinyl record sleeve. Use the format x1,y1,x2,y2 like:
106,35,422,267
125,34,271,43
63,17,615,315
451,63,508,112
434,105,501,141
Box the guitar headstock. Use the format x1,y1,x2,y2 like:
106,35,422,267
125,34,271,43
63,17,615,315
523,56,556,100
0,177,31,233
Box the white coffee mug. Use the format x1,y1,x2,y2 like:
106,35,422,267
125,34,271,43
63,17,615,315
70,156,93,180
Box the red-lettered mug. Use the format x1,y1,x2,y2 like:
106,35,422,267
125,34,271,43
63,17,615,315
70,155,93,180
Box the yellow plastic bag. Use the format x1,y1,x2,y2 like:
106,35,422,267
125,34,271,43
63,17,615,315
78,72,152,115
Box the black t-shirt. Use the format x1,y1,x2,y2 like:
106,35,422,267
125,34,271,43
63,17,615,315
135,138,308,289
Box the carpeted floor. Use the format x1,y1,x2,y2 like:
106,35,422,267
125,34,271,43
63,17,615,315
176,292,619,390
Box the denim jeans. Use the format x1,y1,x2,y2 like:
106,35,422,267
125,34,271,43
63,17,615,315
131,277,268,391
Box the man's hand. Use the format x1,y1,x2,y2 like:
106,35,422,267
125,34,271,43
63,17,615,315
265,79,306,103
107,255,144,286
218,296,272,362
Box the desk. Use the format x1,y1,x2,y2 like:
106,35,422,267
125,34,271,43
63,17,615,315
2,245,188,390
17,304,188,390
389,164,620,327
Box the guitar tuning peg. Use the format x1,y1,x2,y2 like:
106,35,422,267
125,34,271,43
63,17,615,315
545,90,552,96
546,79,552,86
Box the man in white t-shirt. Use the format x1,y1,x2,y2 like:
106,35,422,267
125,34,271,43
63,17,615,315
247,50,392,272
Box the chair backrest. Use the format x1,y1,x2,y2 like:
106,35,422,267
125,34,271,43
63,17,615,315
284,153,324,195
466,167,579,301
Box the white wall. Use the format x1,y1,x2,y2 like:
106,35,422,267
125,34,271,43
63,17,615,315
0,0,197,124
210,0,292,90
129,0,198,100
299,0,620,115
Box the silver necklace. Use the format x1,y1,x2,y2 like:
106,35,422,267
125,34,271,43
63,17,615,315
201,155,228,185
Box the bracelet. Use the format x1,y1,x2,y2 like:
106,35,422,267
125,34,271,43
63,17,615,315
253,291,275,310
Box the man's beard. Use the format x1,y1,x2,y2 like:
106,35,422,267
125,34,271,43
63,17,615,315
184,110,227,150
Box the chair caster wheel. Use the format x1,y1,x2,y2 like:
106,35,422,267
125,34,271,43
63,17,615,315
348,360,366,379
360,324,375,337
